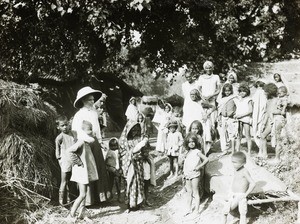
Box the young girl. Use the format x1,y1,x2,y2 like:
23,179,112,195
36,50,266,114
217,83,238,154
273,73,285,88
67,120,98,221
183,133,209,215
125,97,139,122
188,120,204,153
137,112,148,137
234,84,253,154
165,121,184,178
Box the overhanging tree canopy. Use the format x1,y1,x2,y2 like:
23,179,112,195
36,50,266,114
0,0,299,84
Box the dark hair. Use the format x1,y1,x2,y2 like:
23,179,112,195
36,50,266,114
238,84,250,96
188,120,203,136
222,83,233,98
273,73,282,82
254,80,265,88
232,151,246,164
56,115,68,126
184,133,201,150
109,138,119,150
263,83,278,99
190,89,201,101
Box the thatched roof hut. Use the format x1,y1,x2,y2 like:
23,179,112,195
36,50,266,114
0,79,58,223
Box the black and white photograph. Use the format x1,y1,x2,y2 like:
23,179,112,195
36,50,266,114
1,0,300,223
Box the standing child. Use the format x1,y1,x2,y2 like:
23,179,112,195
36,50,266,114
183,133,209,216
165,121,184,179
217,83,238,154
137,112,149,137
55,115,81,205
271,86,288,162
222,152,256,224
155,103,173,153
140,143,156,206
106,138,122,202
67,120,99,221
125,97,139,122
234,84,253,154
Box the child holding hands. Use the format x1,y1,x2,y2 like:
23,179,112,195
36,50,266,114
222,152,255,224
183,133,209,216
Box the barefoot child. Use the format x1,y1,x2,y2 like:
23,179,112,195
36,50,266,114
234,84,253,154
183,133,208,215
165,121,184,178
67,120,98,221
271,86,288,162
140,142,156,206
55,115,82,205
222,152,255,224
217,83,238,154
106,138,122,202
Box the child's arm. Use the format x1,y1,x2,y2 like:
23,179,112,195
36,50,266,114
67,140,85,153
235,100,253,119
244,169,256,196
55,133,63,160
194,152,209,171
132,138,149,153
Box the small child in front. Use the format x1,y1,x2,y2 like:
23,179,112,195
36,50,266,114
222,152,256,224
67,120,98,221
55,115,82,205
165,121,184,178
106,137,122,202
183,133,208,216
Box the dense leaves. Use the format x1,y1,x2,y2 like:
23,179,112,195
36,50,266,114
0,0,299,85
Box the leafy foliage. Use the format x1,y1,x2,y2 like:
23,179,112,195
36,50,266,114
0,0,299,85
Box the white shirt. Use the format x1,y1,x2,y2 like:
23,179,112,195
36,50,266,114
197,74,221,98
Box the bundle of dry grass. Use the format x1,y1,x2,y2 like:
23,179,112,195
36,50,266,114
0,80,59,223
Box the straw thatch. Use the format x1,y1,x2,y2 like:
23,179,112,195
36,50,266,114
0,79,59,223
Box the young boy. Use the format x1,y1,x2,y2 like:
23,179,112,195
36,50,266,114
222,152,256,224
106,138,122,202
55,115,82,205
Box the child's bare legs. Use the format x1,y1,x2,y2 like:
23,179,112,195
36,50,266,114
168,156,174,178
173,157,179,177
261,126,271,159
59,171,71,205
185,179,193,214
70,183,87,217
191,177,200,213
244,124,252,155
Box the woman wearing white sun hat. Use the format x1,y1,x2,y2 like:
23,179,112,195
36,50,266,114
71,86,110,208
